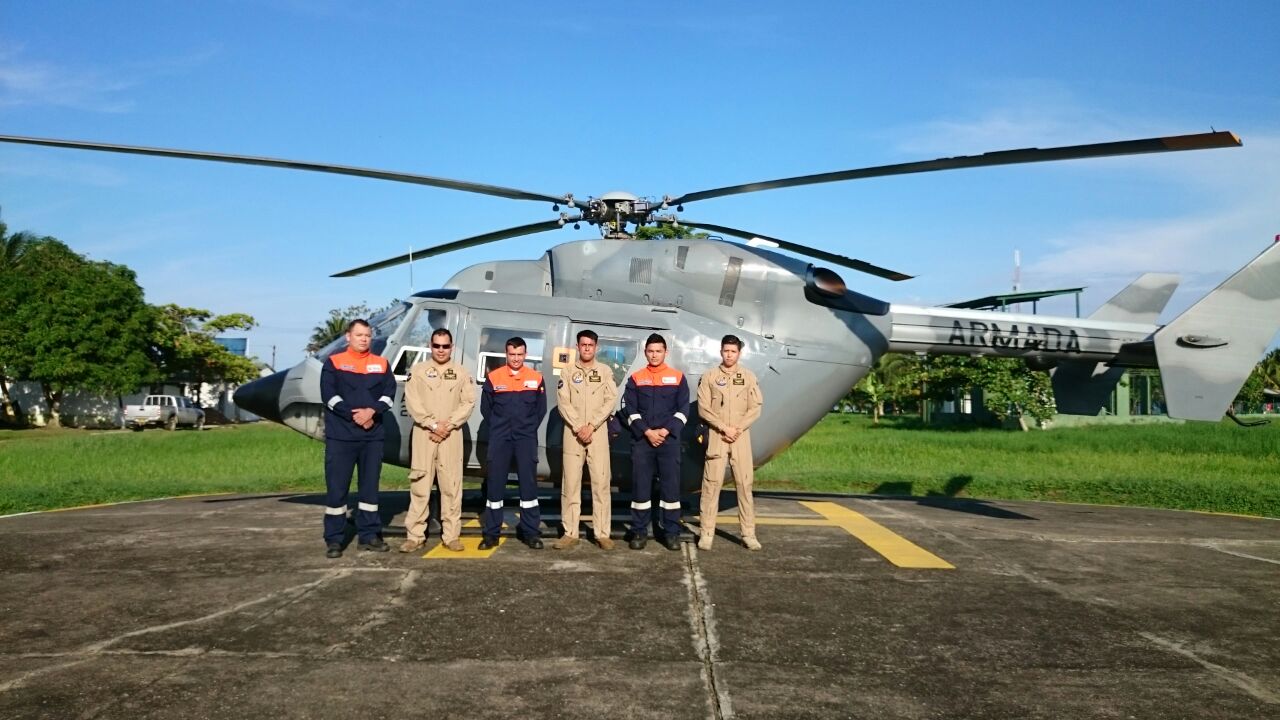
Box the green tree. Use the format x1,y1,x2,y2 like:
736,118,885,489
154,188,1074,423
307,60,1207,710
846,353,924,423
0,238,157,427
0,216,31,420
922,355,1055,429
634,223,711,240
150,305,258,400
307,303,371,354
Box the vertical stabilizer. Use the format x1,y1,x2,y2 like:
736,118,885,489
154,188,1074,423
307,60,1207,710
1155,242,1280,421
1052,273,1180,415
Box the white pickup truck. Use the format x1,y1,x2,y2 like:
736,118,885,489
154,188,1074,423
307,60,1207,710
123,395,205,431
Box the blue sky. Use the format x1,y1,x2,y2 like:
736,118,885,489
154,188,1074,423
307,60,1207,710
2,1,1278,369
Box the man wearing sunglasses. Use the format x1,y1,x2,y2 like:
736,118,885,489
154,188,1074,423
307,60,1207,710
402,328,476,553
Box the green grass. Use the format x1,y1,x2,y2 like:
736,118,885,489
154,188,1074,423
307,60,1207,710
0,424,344,514
2,416,1278,517
757,415,1280,517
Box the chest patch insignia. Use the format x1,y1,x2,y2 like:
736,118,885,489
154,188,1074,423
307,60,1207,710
366,364,384,373
589,372,601,383
572,372,584,384
733,374,745,386
523,380,540,389
494,384,508,391
426,369,438,379
340,364,355,371
715,376,728,387
661,376,678,385
443,369,456,380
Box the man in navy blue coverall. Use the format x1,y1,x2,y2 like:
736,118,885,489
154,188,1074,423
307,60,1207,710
319,319,397,558
480,336,548,550
622,333,690,551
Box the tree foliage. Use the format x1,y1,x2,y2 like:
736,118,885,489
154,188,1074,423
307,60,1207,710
847,354,923,422
151,305,259,393
0,237,156,426
634,223,710,240
307,303,371,354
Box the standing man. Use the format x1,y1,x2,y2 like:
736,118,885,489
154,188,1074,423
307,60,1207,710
401,328,476,553
480,337,547,550
622,333,690,551
319,319,396,558
696,335,764,551
554,330,619,550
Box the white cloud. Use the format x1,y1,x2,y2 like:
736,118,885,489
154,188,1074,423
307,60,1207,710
0,45,218,112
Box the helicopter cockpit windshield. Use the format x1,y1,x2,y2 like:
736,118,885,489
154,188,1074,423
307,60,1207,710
313,301,411,361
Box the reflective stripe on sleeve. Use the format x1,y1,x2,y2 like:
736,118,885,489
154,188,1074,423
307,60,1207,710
659,500,681,510
673,412,687,424
627,414,642,422
486,500,504,509
357,502,378,512
327,396,343,410
631,500,652,510
379,395,393,407
324,506,347,516
520,499,539,508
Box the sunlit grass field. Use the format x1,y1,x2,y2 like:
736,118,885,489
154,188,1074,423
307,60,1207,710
2,415,1278,517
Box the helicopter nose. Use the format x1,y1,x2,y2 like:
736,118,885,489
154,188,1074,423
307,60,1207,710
233,370,287,423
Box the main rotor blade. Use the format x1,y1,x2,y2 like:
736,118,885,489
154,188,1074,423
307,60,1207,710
331,217,580,277
667,130,1241,206
0,134,570,205
675,220,913,281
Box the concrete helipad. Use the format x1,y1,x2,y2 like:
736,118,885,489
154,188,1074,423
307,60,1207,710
1,491,1277,719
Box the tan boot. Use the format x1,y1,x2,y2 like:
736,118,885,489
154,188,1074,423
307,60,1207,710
743,536,762,551
398,539,426,553
443,539,464,552
697,535,713,551
596,536,615,550
552,535,579,550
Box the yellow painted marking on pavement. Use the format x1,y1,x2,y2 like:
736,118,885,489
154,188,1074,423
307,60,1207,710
704,517,835,526
801,501,954,569
422,519,505,559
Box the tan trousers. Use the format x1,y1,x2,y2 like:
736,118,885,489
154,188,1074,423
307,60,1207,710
699,433,755,538
406,429,463,544
561,426,612,539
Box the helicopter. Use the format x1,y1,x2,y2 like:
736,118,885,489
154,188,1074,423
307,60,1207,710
2,130,1275,493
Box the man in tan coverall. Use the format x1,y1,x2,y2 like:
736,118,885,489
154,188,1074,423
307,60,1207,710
553,329,618,550
401,328,477,553
697,334,764,551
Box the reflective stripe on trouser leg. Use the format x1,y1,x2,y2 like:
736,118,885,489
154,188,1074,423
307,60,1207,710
730,437,756,538
630,440,656,538
323,439,358,545
586,430,613,540
354,439,384,543
656,440,682,538
483,437,513,539
700,451,726,538
514,436,541,539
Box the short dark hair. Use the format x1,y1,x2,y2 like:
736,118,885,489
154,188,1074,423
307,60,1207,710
347,319,371,332
431,328,453,342
721,334,743,350
576,329,598,344
505,336,526,351
645,333,666,349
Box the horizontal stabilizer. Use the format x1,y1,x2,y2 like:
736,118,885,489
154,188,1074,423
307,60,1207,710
1052,273,1179,415
1155,242,1280,421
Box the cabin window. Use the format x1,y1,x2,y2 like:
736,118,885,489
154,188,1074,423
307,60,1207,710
477,328,545,380
401,308,447,348
594,337,638,383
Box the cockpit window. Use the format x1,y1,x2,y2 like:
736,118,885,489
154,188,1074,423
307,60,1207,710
314,302,410,361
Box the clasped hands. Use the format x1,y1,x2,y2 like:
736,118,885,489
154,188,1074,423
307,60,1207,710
643,427,670,448
719,426,742,444
351,407,376,430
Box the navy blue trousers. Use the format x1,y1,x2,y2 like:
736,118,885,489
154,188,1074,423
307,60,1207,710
323,438,383,545
630,438,681,539
483,435,541,540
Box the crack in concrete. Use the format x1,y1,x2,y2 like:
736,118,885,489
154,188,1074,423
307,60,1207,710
1139,632,1279,705
323,569,421,657
681,543,734,720
0,569,350,694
